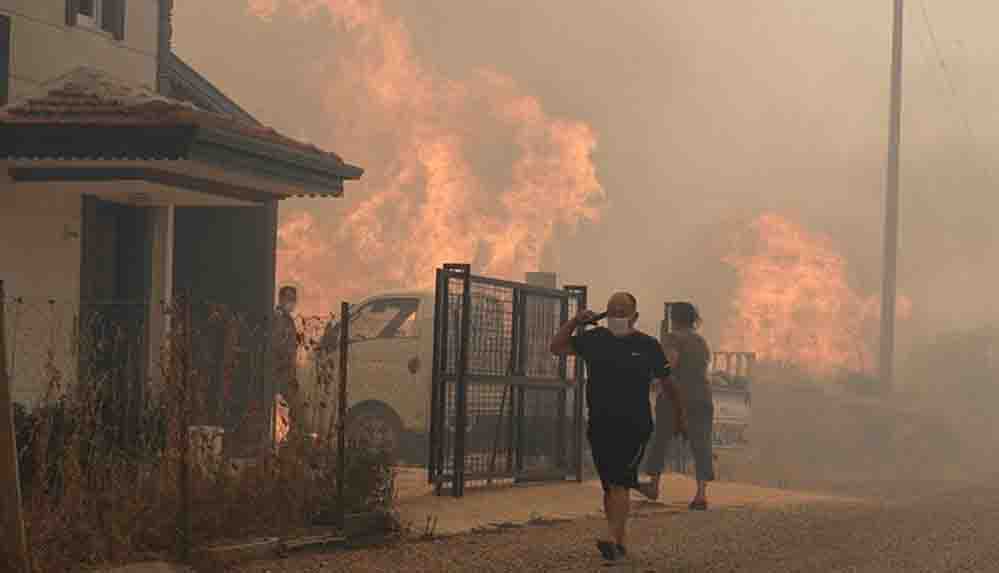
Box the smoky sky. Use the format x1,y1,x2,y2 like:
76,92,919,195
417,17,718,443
173,1,998,350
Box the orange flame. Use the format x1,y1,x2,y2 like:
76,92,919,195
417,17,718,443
252,1,606,315
721,214,912,375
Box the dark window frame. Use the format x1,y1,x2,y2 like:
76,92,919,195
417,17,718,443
0,14,9,106
66,0,125,41
349,297,421,342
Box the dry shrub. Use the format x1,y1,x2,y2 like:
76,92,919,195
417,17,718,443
13,302,392,572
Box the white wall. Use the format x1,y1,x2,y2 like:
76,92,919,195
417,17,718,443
2,0,159,101
0,2,162,404
0,181,83,405
146,205,173,392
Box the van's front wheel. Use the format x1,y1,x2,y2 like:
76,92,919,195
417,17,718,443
345,404,402,463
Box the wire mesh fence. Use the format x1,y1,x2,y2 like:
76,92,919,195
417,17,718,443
1,270,595,562
429,264,587,497
0,289,391,571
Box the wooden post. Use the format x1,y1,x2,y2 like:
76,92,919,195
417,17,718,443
177,293,193,561
0,280,30,572
879,0,905,392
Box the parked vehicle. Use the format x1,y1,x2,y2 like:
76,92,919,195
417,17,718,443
306,289,509,461
304,292,753,461
302,291,430,461
707,353,753,448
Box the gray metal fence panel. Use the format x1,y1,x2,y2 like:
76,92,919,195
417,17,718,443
429,264,586,496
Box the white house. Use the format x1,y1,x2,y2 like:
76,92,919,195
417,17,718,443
0,0,362,430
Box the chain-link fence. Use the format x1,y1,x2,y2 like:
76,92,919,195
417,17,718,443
1,289,390,571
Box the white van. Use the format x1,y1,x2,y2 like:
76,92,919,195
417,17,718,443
303,289,510,460
299,291,433,458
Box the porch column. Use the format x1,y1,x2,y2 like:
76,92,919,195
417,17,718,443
147,205,175,390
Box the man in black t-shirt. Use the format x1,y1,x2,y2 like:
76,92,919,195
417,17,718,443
550,292,676,562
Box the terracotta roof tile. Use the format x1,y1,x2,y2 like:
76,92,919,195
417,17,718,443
2,67,351,167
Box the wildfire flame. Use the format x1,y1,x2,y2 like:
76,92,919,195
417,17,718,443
251,0,606,314
721,214,912,375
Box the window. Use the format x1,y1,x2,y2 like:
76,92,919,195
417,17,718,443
317,298,420,351
350,298,420,341
66,0,125,41
77,0,100,28
0,15,9,106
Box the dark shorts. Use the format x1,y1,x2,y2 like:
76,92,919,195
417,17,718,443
587,419,652,491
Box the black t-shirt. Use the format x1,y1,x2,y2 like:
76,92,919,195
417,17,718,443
570,327,670,429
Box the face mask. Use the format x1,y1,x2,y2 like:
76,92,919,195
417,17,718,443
607,317,632,337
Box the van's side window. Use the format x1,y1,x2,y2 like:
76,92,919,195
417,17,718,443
350,298,420,341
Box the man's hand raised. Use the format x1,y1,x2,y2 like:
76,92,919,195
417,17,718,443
551,309,599,357
573,309,600,327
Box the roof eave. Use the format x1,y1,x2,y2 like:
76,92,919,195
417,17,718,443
0,122,197,160
0,122,360,199
162,53,260,125
191,125,357,197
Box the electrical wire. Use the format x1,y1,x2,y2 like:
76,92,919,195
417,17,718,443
917,0,993,183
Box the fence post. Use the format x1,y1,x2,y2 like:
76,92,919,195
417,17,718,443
427,270,443,485
177,293,194,562
513,289,526,477
452,264,473,498
336,301,349,530
556,292,569,474
0,281,29,572
564,285,587,483
432,270,451,496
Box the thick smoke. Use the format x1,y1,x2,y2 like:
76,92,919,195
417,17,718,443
176,2,999,340
172,0,999,494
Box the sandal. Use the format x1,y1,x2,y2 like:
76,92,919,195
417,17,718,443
638,481,659,501
689,497,708,511
638,474,661,501
596,540,619,561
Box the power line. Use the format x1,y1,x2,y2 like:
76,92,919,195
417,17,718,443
917,0,992,183
911,5,949,107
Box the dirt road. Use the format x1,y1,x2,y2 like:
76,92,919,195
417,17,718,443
237,478,999,572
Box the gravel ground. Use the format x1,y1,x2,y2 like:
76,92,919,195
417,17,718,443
236,479,999,572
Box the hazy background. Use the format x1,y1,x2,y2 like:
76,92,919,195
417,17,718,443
173,0,998,360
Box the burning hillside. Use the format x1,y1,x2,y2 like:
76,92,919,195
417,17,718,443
249,0,606,315
721,214,912,375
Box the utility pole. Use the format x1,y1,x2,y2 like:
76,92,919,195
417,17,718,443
0,281,30,572
879,0,905,391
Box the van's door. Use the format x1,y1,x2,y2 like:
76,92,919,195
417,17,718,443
346,297,425,432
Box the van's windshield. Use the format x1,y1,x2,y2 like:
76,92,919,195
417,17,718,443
319,297,419,351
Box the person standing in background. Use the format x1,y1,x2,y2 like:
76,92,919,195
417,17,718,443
271,285,302,441
640,302,715,510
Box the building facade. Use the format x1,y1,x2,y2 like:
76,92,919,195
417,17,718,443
0,1,361,418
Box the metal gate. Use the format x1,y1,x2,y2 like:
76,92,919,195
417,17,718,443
428,264,587,497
